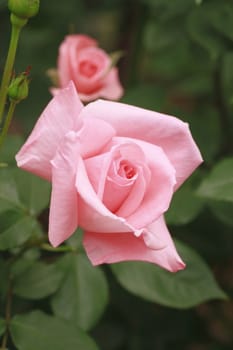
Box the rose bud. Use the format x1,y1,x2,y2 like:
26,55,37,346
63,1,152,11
8,0,40,19
8,71,29,103
50,34,123,102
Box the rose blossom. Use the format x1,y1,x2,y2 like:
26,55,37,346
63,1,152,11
51,34,123,102
16,82,202,272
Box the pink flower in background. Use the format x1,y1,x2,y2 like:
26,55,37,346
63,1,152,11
16,82,202,272
51,34,123,102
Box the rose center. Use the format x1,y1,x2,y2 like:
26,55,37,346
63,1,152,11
118,160,136,179
79,60,98,78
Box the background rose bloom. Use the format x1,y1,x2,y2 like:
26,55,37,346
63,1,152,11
51,34,123,102
16,82,202,272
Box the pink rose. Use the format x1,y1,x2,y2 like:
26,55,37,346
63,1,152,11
52,34,123,102
16,82,202,272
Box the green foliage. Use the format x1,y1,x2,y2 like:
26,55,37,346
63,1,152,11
184,107,222,164
111,240,226,308
10,310,99,350
0,210,40,250
188,1,233,59
0,147,50,215
13,261,65,299
208,200,233,228
0,164,49,253
166,172,204,225
0,135,24,165
13,170,50,215
196,158,233,229
122,84,165,111
0,168,22,213
51,253,109,331
197,158,233,202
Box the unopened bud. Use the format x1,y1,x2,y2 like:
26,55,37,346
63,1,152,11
8,0,40,19
8,72,29,103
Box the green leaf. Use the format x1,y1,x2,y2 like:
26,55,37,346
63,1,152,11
208,200,233,228
0,168,22,213
0,210,40,251
13,169,51,216
184,106,221,164
10,310,99,350
197,158,233,202
0,317,6,337
0,167,50,216
111,240,226,308
51,253,108,331
11,251,41,278
166,173,204,225
0,135,24,165
13,261,65,299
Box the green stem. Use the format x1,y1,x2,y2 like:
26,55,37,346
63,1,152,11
0,14,27,124
40,243,76,253
0,100,17,150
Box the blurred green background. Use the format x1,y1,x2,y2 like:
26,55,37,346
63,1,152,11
1,0,233,349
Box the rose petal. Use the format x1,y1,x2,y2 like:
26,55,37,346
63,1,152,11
102,137,176,228
16,81,83,180
57,39,72,87
76,156,135,233
83,216,185,272
74,69,123,102
73,47,111,93
81,100,203,189
122,137,177,227
98,68,124,101
69,35,98,80
84,152,113,199
143,216,178,249
77,118,116,159
85,142,149,216
116,169,147,217
49,132,80,247
58,35,97,87
85,151,133,212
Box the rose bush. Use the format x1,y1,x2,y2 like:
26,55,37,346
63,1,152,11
51,34,123,102
16,82,202,272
